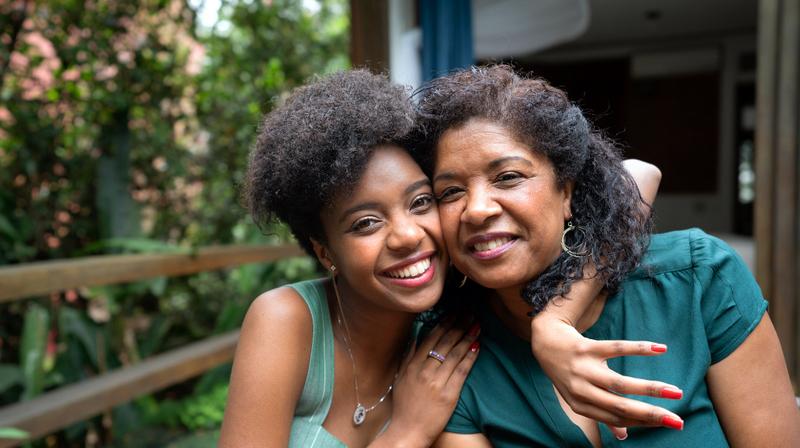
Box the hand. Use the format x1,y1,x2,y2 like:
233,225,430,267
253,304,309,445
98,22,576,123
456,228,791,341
531,313,685,440
373,317,481,447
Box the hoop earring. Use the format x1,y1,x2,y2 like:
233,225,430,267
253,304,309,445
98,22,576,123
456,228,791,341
459,274,468,288
561,221,590,258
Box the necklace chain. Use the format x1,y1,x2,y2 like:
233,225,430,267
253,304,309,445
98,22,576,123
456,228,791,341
331,275,395,425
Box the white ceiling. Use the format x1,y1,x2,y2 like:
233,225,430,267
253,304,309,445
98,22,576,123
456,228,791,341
473,0,758,59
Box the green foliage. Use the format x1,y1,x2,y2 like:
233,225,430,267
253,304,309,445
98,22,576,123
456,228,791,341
0,427,30,441
20,304,50,400
1,0,348,444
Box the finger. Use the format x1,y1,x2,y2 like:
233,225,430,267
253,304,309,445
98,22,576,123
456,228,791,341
604,424,628,441
594,369,683,400
424,321,474,367
415,317,457,356
437,323,480,375
587,339,669,358
570,388,684,429
444,339,480,391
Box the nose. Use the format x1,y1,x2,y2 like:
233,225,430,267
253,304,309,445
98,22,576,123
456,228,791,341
462,186,501,226
386,216,425,252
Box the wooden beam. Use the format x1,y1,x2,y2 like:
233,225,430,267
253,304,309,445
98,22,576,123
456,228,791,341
0,244,306,303
754,0,779,302
350,0,389,72
755,0,800,384
0,331,239,447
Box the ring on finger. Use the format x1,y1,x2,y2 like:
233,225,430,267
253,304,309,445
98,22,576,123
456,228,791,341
427,350,446,364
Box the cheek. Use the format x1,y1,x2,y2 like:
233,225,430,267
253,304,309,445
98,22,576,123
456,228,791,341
436,204,462,249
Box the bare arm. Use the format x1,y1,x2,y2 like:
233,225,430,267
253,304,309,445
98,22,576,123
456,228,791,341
433,432,493,447
219,288,312,447
707,314,800,447
622,158,661,207
531,159,681,436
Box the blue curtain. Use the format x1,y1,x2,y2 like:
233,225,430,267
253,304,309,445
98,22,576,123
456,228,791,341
420,0,474,82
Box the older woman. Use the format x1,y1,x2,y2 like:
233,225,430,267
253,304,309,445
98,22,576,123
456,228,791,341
412,65,800,447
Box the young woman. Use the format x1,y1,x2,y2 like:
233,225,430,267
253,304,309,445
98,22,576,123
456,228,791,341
412,65,800,447
220,70,677,447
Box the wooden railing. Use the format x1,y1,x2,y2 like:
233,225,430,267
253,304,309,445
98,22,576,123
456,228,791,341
0,244,306,448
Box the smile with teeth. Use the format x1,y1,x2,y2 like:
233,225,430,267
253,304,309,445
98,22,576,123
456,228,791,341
385,257,432,279
472,236,514,252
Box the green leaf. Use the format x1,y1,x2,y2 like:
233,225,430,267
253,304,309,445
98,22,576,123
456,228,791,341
0,364,23,394
0,215,18,239
0,427,29,440
20,304,50,400
59,307,98,368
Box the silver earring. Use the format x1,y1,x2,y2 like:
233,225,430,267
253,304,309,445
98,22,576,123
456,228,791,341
459,274,468,288
330,265,336,274
561,220,590,258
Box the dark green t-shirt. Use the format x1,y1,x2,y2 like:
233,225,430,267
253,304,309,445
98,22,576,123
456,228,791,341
445,229,768,447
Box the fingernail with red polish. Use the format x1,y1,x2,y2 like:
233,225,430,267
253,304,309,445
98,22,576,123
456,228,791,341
660,387,683,399
469,341,480,352
468,323,481,337
651,343,667,353
661,415,683,430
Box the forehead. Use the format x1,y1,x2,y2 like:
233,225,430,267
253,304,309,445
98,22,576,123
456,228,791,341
434,119,539,169
328,144,428,211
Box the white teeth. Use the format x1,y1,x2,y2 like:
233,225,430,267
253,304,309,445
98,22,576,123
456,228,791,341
387,257,431,279
473,237,511,252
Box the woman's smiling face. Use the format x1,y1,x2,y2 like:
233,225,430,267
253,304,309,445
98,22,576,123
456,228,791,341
432,119,573,296
316,145,447,313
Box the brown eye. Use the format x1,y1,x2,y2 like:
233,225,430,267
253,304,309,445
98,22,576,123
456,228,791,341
436,187,464,203
411,194,434,212
350,217,381,233
495,171,524,186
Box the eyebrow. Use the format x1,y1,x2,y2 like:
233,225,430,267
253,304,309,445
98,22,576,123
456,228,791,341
433,156,533,184
488,156,533,170
339,202,381,224
338,178,430,223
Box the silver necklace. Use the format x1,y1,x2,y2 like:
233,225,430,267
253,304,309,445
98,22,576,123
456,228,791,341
331,273,395,426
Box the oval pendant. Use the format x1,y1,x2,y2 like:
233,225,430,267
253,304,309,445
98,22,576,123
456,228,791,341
353,405,366,426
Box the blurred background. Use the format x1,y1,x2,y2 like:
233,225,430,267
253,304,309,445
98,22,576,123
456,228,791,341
0,0,797,446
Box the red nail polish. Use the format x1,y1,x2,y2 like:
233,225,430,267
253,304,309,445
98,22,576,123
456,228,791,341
651,343,667,353
468,322,481,337
660,387,683,399
661,415,683,430
469,341,480,352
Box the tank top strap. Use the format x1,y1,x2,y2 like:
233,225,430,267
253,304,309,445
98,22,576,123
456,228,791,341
287,279,335,425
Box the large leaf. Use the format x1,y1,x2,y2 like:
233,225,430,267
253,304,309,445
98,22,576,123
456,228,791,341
20,304,50,400
58,307,99,368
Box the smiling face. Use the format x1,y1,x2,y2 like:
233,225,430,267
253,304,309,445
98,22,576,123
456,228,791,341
432,119,572,297
314,145,447,314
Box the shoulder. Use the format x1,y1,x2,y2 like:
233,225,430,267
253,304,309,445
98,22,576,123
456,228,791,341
633,228,747,277
244,284,314,331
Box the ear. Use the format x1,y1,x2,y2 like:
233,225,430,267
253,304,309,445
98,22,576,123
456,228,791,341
311,238,335,272
561,180,574,221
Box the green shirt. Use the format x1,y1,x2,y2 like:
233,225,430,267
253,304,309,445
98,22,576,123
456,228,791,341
446,229,768,447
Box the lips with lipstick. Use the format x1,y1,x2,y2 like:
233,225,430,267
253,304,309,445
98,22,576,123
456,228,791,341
381,252,438,287
466,234,518,260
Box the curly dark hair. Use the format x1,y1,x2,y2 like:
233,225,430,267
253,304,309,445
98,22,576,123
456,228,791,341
243,69,415,256
409,65,652,314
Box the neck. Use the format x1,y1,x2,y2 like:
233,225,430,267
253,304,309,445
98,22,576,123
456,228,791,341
328,279,417,373
490,284,606,340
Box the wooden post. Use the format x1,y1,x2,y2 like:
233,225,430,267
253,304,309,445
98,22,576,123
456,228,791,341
755,0,800,386
350,0,390,72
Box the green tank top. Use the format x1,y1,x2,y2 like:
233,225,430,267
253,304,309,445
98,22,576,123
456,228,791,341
287,279,347,447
